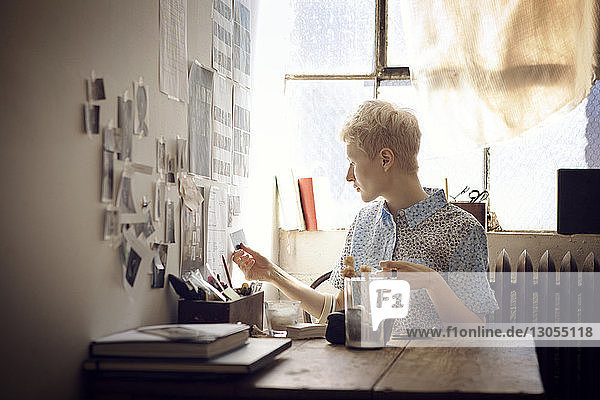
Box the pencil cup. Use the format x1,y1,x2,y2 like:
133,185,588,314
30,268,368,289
265,300,301,337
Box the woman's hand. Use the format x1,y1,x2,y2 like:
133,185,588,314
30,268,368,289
231,243,276,282
378,260,442,291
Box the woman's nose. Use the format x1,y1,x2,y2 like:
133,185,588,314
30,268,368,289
346,165,354,182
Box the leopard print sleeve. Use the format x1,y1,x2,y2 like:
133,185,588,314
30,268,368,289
329,215,357,290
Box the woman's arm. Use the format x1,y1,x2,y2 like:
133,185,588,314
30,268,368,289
379,260,483,324
232,243,340,318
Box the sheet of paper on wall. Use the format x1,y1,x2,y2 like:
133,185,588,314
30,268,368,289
159,0,187,101
188,61,213,178
207,185,228,280
212,0,233,78
232,85,250,186
180,191,205,276
117,94,133,161
233,0,251,87
133,77,149,136
212,74,233,184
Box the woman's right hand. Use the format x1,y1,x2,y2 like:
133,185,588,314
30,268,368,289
231,243,276,282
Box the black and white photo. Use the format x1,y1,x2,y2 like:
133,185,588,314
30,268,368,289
83,103,100,134
101,150,114,203
165,199,175,243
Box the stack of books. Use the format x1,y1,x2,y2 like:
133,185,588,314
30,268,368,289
286,323,327,340
83,323,291,374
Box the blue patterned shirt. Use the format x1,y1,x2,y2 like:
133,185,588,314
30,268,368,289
330,188,498,327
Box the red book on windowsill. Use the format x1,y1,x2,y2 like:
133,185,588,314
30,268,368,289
298,177,318,231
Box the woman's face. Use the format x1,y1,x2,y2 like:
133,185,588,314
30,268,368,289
345,143,386,203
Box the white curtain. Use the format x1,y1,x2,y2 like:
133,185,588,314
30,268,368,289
400,0,597,154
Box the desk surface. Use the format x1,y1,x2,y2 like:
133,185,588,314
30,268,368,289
86,339,544,400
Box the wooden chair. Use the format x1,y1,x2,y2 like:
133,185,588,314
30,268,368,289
303,271,332,322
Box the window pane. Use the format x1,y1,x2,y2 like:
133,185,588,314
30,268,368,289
489,95,593,231
284,80,375,228
287,0,375,75
387,0,410,66
377,80,415,109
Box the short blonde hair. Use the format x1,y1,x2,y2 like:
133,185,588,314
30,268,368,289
340,100,421,174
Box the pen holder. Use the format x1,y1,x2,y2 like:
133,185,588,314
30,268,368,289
178,291,264,327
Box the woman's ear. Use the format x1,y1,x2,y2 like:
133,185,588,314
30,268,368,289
380,148,395,171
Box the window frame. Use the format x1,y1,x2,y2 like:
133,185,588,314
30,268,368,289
284,0,410,96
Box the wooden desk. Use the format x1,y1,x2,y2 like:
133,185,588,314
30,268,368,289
85,339,544,400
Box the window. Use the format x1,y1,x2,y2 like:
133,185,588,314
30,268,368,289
283,0,415,228
253,0,600,232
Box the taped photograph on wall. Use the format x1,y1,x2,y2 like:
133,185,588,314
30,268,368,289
117,94,133,160
101,150,114,203
133,77,149,136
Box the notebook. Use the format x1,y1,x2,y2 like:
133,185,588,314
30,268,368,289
286,323,327,339
90,323,249,359
83,337,291,374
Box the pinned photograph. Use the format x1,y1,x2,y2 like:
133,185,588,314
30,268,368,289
141,207,155,238
83,103,100,134
118,235,130,270
101,150,114,203
156,136,167,174
181,201,204,275
125,247,142,287
176,136,188,172
102,124,117,152
154,180,164,222
134,77,149,136
165,199,175,243
86,77,106,100
151,243,168,289
116,172,137,214
103,208,119,241
117,95,133,160
230,229,246,250
167,155,176,184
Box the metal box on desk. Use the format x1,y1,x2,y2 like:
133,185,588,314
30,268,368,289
178,291,264,327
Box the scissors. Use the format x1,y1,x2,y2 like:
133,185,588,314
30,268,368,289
469,189,488,203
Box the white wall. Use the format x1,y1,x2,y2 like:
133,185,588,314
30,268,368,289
0,1,257,398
